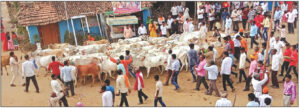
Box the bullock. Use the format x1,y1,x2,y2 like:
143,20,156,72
99,56,117,79
76,57,101,87
1,55,10,76
139,53,167,78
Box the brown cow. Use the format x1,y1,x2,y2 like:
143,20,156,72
1,55,11,76
76,58,101,87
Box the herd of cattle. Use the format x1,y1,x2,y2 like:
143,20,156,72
1,31,224,87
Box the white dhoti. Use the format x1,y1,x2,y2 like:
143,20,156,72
254,91,262,98
10,66,24,85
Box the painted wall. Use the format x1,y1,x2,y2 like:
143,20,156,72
58,18,82,43
83,26,100,36
142,9,151,28
58,18,101,42
27,25,39,44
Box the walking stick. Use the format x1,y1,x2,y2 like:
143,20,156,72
233,93,237,106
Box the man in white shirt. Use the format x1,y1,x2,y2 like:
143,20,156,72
171,4,178,19
271,49,281,88
239,48,247,83
225,16,232,35
233,35,241,60
231,9,239,31
166,15,174,36
160,22,168,37
273,37,285,57
9,51,24,87
138,24,147,36
188,20,194,32
100,86,113,107
261,2,268,15
220,52,235,92
212,45,218,62
252,73,268,97
287,10,295,33
292,6,298,28
204,60,220,97
259,87,273,107
154,75,166,107
281,2,288,13
51,74,68,107
197,5,205,25
215,91,232,107
164,50,174,86
60,60,75,96
116,69,130,107
22,55,39,93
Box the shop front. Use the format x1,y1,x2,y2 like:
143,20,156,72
106,16,138,41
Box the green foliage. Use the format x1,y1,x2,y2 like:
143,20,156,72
16,25,27,36
64,30,87,45
19,32,37,53
13,2,19,11
9,17,18,24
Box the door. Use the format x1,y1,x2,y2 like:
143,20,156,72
38,23,60,46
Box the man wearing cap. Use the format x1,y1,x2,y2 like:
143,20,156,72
252,73,268,97
215,91,232,106
244,55,257,91
258,87,273,107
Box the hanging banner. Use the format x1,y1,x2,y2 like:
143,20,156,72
112,2,141,14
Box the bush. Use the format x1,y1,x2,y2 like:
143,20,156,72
64,30,87,45
19,33,36,53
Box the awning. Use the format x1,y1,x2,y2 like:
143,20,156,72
106,16,138,26
105,7,148,16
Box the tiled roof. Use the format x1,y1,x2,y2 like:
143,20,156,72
17,1,153,26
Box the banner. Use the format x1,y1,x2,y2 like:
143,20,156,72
112,2,141,14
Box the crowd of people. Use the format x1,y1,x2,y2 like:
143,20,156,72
3,1,299,107
1,31,19,51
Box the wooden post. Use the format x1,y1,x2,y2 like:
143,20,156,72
263,1,275,72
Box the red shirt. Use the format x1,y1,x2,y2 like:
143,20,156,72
242,10,249,20
289,50,298,66
229,40,235,54
48,61,64,76
254,15,264,27
287,1,293,11
283,48,292,62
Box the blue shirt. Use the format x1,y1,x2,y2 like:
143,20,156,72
250,25,258,37
117,64,126,75
274,10,282,20
222,12,229,20
229,54,234,65
246,101,260,107
172,59,181,71
188,49,198,66
106,85,114,93
60,66,74,82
